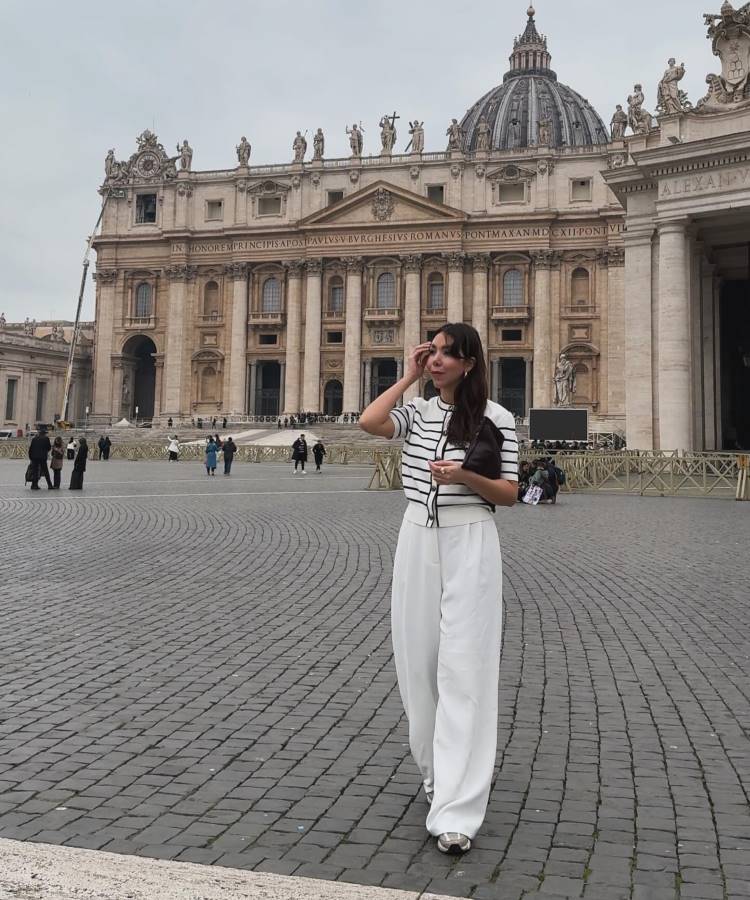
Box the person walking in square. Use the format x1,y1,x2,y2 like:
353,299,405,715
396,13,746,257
102,436,112,460
69,438,88,490
28,427,53,490
359,323,518,856
205,437,218,475
97,435,106,460
66,437,77,461
292,434,308,474
222,437,237,475
50,436,64,489
167,435,180,462
312,440,326,473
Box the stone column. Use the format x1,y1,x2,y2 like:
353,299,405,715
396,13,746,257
163,265,196,418
363,358,372,406
401,254,422,402
302,259,323,412
446,253,465,322
153,356,164,420
92,269,118,418
657,219,692,451
605,248,626,424
283,260,304,415
471,254,490,350
225,263,249,415
623,230,655,449
343,257,364,413
248,361,257,415
531,251,556,408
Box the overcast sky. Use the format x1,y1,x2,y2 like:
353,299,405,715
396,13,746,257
0,0,716,322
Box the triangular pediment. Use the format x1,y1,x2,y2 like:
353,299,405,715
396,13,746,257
300,180,466,228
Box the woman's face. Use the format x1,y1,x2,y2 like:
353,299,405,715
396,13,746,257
425,332,473,392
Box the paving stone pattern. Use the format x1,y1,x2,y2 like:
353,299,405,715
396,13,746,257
0,459,748,900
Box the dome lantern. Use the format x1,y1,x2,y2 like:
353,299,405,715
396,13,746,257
508,4,555,80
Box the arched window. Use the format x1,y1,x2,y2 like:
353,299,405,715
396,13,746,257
376,272,396,309
427,273,444,312
200,366,217,401
262,277,281,313
203,280,220,318
135,283,152,318
328,276,344,316
502,269,523,307
571,268,590,306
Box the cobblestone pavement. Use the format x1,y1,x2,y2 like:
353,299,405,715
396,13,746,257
0,459,748,900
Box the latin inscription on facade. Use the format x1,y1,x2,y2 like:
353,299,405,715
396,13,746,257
660,166,750,198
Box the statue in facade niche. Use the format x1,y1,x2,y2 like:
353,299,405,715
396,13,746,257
346,122,364,157
475,116,491,151
610,105,628,139
553,353,576,407
446,118,464,151
292,131,307,162
236,136,251,166
379,113,398,154
406,119,424,153
657,59,689,115
537,117,552,145
177,139,193,171
627,84,654,133
312,128,325,160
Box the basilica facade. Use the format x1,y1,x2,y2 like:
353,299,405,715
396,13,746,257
90,4,750,451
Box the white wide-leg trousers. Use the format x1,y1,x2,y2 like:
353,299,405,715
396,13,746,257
391,516,503,839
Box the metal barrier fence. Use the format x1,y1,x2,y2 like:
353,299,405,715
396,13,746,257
0,441,745,498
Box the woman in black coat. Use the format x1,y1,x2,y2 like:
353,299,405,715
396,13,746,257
69,438,89,490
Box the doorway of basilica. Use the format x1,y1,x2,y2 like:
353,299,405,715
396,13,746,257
499,358,526,417
254,361,281,416
121,335,156,420
371,359,397,402
720,280,750,450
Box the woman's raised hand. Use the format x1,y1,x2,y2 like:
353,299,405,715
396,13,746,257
404,342,432,383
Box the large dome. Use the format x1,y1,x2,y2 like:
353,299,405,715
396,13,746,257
459,6,609,152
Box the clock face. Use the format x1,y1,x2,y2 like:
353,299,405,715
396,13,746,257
136,151,160,178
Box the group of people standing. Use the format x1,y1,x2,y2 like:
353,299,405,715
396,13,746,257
291,435,326,473
204,434,237,475
27,430,88,490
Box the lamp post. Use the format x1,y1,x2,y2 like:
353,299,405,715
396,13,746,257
135,405,139,427
85,405,90,434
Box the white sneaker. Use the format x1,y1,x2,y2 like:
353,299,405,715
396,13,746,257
292,469,297,474
301,470,307,474
437,833,471,855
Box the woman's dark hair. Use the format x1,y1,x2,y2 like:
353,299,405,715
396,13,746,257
438,323,488,446
53,436,63,447
78,438,88,450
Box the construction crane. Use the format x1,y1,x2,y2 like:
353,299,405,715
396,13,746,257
59,190,118,425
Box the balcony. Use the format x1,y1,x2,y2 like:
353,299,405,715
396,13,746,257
248,310,285,327
322,308,346,323
125,316,157,329
563,304,598,317
422,304,446,319
491,305,530,322
197,313,224,326
364,306,402,323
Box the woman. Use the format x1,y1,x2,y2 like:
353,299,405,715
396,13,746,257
359,323,518,856
312,440,326,473
205,437,218,476
66,438,77,461
69,438,88,490
50,436,64,489
167,435,180,462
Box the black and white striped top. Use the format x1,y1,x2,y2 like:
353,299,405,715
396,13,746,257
390,397,519,528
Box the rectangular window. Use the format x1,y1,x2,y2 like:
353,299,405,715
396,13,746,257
35,382,47,422
327,190,344,206
5,379,17,420
258,333,278,345
498,183,525,204
501,328,523,342
571,178,592,201
326,331,344,344
258,197,282,216
205,199,224,220
135,193,157,224
427,185,445,204
426,329,440,342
